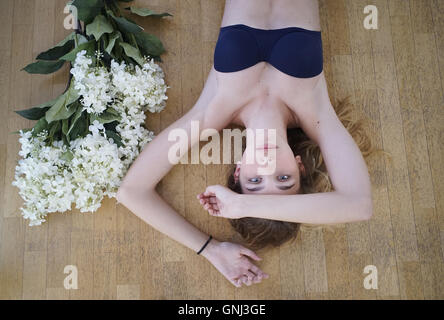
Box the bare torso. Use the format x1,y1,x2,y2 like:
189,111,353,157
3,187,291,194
211,0,326,129
220,0,321,30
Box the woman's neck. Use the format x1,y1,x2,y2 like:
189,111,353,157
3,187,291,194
239,96,292,146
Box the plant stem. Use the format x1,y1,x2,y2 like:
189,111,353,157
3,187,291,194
130,33,139,50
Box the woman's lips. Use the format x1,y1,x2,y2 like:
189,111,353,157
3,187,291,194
256,144,278,149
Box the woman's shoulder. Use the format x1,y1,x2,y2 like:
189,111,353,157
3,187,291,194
279,72,330,116
194,65,252,112
279,72,337,142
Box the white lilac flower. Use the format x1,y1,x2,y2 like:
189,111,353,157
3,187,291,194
12,51,168,226
69,120,124,212
70,50,113,114
110,58,169,113
12,130,75,225
111,99,155,168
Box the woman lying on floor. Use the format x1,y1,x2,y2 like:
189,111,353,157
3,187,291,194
117,0,375,288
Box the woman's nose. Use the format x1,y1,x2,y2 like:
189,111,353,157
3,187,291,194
256,152,275,165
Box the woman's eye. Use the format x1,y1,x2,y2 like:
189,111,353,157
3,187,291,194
277,175,290,181
248,177,261,183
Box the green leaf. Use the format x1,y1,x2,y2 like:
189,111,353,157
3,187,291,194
67,105,84,136
71,0,104,24
104,120,118,132
108,10,143,34
106,107,120,116
14,107,49,120
10,128,32,135
48,120,61,139
90,110,121,124
22,60,65,74
86,14,113,41
105,31,122,54
55,32,75,47
60,40,96,61
45,83,80,123
125,7,172,18
36,40,75,61
62,118,69,136
60,150,74,162
105,129,123,147
32,117,49,137
152,55,162,63
14,95,60,120
75,33,89,45
119,42,145,65
69,111,87,139
134,32,165,57
33,96,60,109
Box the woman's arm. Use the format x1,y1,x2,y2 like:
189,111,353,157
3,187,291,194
117,66,269,287
116,66,228,253
237,191,372,224
116,98,223,255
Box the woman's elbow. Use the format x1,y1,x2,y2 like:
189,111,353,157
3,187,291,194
116,184,157,205
116,186,130,205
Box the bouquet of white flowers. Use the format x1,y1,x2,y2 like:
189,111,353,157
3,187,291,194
11,0,171,226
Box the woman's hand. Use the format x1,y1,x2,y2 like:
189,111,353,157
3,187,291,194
197,184,243,219
201,239,269,287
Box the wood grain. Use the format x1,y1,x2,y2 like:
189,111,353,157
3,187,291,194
0,0,442,299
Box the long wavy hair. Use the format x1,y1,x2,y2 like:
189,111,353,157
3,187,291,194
226,96,386,251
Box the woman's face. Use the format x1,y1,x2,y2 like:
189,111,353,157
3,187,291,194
236,137,306,194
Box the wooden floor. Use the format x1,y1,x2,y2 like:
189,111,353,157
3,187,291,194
0,0,443,300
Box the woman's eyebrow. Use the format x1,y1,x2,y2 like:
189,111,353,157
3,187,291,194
277,184,295,190
245,186,265,192
245,184,295,192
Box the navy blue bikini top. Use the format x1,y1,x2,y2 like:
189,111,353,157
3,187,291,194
214,24,323,78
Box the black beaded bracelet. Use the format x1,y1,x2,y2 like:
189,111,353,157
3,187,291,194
197,235,212,255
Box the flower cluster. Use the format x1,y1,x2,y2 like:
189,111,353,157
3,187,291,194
12,130,75,225
110,58,168,113
70,50,168,115
12,51,168,226
70,51,112,114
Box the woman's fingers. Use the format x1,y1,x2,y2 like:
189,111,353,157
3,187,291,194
229,268,270,288
240,247,262,261
245,271,256,282
204,202,219,211
249,264,269,279
199,196,220,214
203,190,216,197
241,275,252,286
232,278,242,288
197,193,222,216
198,194,217,204
252,275,262,284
